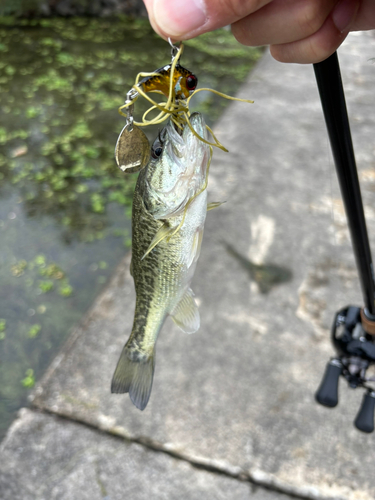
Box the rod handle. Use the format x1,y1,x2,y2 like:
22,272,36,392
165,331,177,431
315,360,342,407
354,392,375,433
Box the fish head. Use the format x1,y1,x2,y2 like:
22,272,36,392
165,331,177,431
143,112,210,219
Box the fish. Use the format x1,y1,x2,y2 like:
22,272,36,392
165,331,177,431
111,112,211,410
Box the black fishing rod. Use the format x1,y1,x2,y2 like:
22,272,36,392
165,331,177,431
313,52,375,433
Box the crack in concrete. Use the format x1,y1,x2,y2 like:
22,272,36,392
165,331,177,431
30,404,334,500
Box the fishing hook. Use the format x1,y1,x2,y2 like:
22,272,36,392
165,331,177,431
168,37,179,62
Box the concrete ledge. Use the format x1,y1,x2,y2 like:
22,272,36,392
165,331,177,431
0,408,295,500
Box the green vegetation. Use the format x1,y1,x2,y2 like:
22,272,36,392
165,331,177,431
28,324,41,338
0,0,91,17
21,369,35,388
0,15,262,441
0,320,6,340
11,255,74,296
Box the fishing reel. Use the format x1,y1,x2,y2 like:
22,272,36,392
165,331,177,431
316,306,375,433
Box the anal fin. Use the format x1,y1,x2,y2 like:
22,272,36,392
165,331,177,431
170,288,200,334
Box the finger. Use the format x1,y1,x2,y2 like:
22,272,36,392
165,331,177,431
143,0,273,40
270,6,358,64
231,0,337,47
351,0,375,30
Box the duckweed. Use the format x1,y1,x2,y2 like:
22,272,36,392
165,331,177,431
21,369,35,388
58,283,73,297
38,280,54,293
28,324,41,338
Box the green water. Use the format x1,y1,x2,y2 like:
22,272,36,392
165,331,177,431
0,16,262,441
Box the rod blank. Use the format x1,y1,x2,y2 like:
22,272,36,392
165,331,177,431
313,52,375,315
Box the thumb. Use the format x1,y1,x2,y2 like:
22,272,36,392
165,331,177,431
143,0,271,40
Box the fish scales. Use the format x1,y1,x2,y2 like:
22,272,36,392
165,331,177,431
112,112,210,410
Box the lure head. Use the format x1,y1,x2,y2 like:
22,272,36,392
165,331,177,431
139,64,198,100
142,112,210,219
173,65,198,99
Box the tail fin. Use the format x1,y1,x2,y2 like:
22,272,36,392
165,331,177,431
111,346,155,411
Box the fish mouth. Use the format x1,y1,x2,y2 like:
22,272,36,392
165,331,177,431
183,112,206,142
160,112,207,165
144,111,210,219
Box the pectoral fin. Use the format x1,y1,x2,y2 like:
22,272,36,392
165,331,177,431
207,201,226,211
170,288,200,334
141,223,175,260
187,227,204,268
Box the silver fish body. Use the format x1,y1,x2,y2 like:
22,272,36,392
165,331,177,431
111,112,210,410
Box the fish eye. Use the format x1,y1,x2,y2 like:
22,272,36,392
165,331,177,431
186,74,197,91
151,144,163,159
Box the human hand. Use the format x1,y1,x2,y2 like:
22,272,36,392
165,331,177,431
142,0,375,64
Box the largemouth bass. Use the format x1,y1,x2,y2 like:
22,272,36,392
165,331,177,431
111,112,211,410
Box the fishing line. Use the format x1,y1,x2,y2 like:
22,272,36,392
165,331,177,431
117,40,254,240
118,43,253,152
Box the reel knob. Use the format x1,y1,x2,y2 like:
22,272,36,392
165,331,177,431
354,391,375,433
315,359,342,407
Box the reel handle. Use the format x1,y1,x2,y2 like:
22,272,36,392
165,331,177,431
315,359,342,407
354,391,375,433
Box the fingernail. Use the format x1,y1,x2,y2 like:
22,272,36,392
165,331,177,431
153,0,207,37
332,0,359,33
